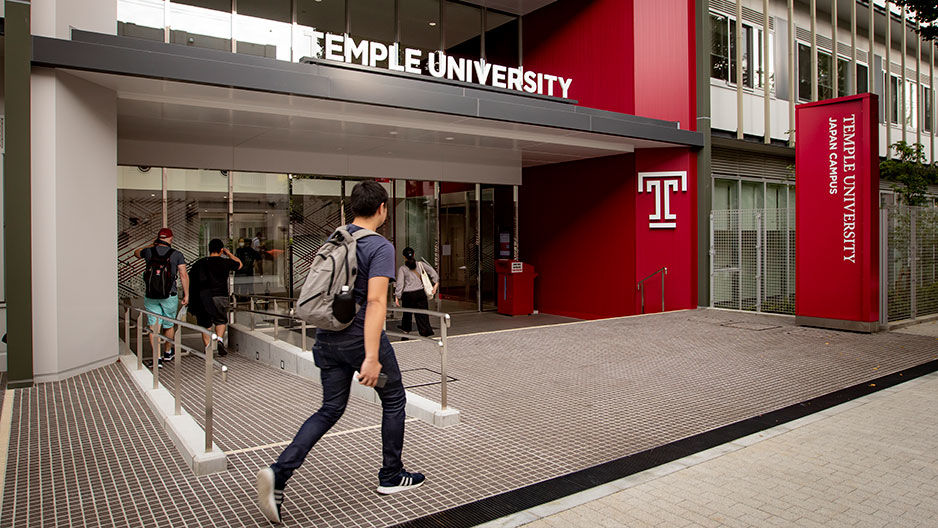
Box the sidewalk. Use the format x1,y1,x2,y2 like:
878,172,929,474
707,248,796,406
491,369,938,528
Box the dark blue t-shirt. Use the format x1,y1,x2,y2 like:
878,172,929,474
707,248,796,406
317,225,396,339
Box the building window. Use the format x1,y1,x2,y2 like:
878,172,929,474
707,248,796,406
297,0,346,34
444,0,482,61
117,0,165,41
237,0,290,23
837,57,849,97
729,21,753,87
484,9,519,67
168,0,233,51
924,86,933,132
713,179,739,210
905,79,918,130
400,0,441,53
798,44,811,100
817,50,833,100
857,63,869,94
756,28,774,92
711,13,730,81
350,0,396,44
710,13,757,89
173,0,231,12
235,0,292,60
890,74,899,124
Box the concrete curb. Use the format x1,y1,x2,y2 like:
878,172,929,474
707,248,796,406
117,349,227,476
228,324,460,428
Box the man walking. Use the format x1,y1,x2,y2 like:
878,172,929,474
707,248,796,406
134,227,188,365
189,239,242,356
256,181,425,524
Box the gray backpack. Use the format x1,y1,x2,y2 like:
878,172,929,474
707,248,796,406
295,226,378,331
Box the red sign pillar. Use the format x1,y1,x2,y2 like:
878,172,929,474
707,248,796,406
795,94,879,332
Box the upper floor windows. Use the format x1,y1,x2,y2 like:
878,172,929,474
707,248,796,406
710,13,773,92
117,0,521,68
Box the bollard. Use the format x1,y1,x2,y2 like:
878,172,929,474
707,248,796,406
205,335,216,452
152,328,160,390
440,314,448,410
301,321,308,352
174,329,182,416
136,313,144,370
124,308,131,354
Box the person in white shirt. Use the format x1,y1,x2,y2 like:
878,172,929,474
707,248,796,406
393,247,438,337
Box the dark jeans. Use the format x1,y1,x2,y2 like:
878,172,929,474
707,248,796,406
400,290,434,337
271,333,406,489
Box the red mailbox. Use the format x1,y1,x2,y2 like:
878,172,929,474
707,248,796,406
495,260,537,316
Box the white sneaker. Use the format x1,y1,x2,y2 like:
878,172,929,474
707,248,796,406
256,467,282,524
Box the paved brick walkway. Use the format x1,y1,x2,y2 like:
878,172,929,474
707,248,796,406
495,370,938,528
4,309,938,527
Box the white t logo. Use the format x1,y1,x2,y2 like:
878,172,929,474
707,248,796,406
638,171,687,229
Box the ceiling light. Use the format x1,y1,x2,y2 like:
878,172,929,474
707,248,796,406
389,131,399,135
428,21,437,26
445,136,454,141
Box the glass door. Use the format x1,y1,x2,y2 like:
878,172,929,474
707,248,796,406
231,171,290,297
438,183,478,312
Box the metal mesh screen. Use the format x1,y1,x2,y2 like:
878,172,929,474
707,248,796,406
884,205,938,322
711,208,796,315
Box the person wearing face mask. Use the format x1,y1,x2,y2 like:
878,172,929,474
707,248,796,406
394,247,439,338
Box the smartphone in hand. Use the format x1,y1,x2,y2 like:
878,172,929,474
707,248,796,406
375,373,388,388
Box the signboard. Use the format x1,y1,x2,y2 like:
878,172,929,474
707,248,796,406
511,261,524,273
795,93,879,332
304,33,573,99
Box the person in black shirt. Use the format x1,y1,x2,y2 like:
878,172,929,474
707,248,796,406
189,239,242,356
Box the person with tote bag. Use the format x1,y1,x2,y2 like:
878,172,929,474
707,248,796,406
393,247,439,337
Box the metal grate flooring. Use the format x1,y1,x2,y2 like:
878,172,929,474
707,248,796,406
5,309,938,527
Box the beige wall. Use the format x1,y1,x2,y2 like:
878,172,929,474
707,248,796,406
31,0,116,39
31,69,118,381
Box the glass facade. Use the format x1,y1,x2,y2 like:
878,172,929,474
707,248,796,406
118,0,522,68
118,168,516,312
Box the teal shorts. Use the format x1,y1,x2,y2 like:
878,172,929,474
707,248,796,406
144,295,179,329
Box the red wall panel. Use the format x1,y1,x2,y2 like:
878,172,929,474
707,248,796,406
633,149,698,313
520,155,637,319
522,0,635,114
632,0,697,129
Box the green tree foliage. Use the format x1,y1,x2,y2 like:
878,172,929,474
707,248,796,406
893,1,938,41
879,141,938,206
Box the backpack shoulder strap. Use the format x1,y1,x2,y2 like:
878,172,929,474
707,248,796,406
351,228,378,240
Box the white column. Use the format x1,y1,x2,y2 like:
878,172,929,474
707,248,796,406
31,70,119,381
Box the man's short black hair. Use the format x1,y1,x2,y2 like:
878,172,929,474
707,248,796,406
350,181,388,218
209,238,224,254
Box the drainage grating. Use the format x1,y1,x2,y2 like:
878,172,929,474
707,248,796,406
721,321,782,331
400,368,458,389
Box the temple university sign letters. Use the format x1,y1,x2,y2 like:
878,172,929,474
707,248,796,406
304,32,574,99
795,94,879,332
638,171,687,229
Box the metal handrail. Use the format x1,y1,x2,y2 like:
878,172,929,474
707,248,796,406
232,303,310,352
120,302,226,453
232,299,454,410
386,307,453,410
637,267,668,314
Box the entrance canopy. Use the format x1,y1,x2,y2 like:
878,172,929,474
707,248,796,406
33,30,703,184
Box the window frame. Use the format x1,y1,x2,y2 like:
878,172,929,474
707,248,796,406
709,11,765,93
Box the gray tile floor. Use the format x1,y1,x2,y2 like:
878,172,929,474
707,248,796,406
5,309,938,527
